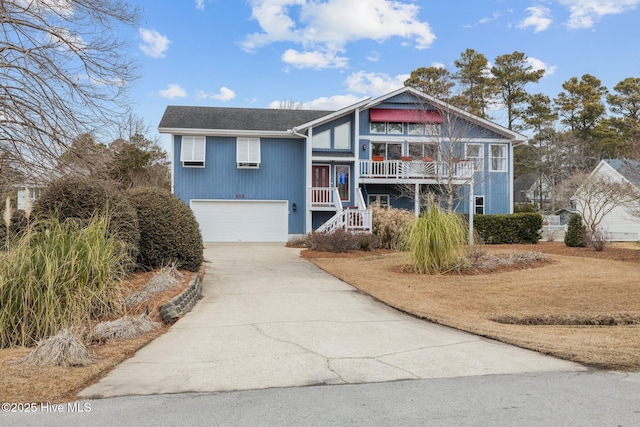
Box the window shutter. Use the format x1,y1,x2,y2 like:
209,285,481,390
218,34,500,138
237,138,260,168
180,136,206,167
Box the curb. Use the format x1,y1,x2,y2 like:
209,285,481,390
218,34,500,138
159,262,206,324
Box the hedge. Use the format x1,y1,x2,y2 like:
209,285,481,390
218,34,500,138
474,213,543,244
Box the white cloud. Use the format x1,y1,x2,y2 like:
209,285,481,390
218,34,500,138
282,48,348,69
159,84,187,99
464,11,502,28
195,0,205,10
197,87,237,101
518,6,553,32
558,0,640,29
431,62,446,69
526,57,558,76
366,51,380,62
345,71,409,95
242,0,435,69
139,28,171,58
302,94,369,111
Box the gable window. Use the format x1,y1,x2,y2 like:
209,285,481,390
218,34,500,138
370,122,386,134
180,136,206,167
407,123,424,135
466,143,484,172
475,196,485,214
424,124,441,135
312,130,330,149
237,137,260,168
387,122,403,134
334,122,351,149
368,194,389,208
489,144,507,172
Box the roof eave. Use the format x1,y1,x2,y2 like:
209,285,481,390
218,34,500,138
158,127,299,138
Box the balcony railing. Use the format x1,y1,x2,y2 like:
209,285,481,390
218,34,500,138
359,159,473,180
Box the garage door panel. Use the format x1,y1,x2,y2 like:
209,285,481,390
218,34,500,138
191,200,288,243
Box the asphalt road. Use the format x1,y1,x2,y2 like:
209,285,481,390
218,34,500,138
3,371,639,426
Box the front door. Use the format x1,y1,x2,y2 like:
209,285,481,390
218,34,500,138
312,165,330,204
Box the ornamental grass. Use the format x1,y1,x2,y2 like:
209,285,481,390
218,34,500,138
0,215,128,348
408,204,467,274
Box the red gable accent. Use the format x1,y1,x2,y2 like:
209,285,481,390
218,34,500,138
369,108,443,123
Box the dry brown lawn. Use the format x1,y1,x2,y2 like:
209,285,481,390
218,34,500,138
0,271,192,403
303,242,640,371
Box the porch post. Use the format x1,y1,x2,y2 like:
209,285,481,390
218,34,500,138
469,180,474,245
414,183,420,216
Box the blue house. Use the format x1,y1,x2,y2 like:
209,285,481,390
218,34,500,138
159,87,527,242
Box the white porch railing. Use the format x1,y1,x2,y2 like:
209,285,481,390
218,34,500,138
358,159,473,180
309,187,343,209
316,208,372,234
315,188,372,234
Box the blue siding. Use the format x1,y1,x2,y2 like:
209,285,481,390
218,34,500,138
173,136,306,234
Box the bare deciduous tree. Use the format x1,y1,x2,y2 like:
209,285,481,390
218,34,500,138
573,173,639,240
0,0,139,176
393,100,491,214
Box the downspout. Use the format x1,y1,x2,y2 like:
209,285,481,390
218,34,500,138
291,127,313,234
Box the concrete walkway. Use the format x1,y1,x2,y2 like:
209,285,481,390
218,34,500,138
79,243,585,398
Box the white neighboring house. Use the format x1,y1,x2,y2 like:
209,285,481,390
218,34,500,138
574,159,640,241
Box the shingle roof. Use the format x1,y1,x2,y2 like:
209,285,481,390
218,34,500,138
605,159,640,189
158,106,332,132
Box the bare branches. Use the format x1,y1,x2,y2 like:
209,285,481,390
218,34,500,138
574,174,639,236
0,0,139,178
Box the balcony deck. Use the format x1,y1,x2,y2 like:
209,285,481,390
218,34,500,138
358,159,473,182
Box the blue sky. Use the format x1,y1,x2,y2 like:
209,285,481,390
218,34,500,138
122,0,640,148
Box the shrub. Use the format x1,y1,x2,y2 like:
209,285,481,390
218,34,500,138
474,213,543,244
127,187,203,271
408,205,467,274
589,229,607,252
371,204,414,251
0,215,127,348
34,176,139,267
306,229,363,253
564,213,587,247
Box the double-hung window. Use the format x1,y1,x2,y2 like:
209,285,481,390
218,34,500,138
489,144,507,172
237,138,260,168
466,143,484,172
180,136,206,167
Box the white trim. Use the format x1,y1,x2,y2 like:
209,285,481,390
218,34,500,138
160,128,296,138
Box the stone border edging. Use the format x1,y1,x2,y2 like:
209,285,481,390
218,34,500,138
159,262,206,324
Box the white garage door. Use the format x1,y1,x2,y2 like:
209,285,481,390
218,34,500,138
191,200,289,242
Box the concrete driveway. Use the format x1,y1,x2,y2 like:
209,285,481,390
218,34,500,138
79,243,585,399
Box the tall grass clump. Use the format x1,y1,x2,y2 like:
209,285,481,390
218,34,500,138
0,215,128,348
408,204,467,274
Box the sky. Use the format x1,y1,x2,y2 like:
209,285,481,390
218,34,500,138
121,0,640,149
